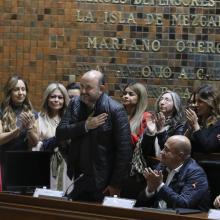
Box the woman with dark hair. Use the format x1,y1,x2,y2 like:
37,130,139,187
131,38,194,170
35,83,71,191
185,84,220,153
141,90,185,165
0,75,38,191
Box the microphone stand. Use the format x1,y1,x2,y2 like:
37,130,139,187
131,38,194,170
64,173,84,200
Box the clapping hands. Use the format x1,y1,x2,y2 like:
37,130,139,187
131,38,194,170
143,167,163,192
16,112,35,131
146,112,166,135
185,108,200,131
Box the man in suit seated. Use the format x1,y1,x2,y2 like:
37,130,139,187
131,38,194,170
135,135,210,211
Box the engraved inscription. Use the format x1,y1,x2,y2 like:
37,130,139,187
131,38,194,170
87,37,161,51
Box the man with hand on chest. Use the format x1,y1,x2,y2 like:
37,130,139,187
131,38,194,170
135,135,210,211
56,70,132,202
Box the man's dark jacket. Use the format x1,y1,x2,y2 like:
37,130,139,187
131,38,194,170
56,93,132,191
135,158,210,211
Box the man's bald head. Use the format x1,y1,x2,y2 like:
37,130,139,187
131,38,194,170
168,135,191,159
161,135,191,169
80,70,105,107
82,70,105,86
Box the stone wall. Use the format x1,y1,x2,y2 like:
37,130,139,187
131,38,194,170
0,0,219,110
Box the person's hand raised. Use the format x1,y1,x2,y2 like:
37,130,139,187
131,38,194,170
146,114,157,135
143,167,163,192
146,112,166,135
155,112,166,133
185,108,200,131
17,112,35,130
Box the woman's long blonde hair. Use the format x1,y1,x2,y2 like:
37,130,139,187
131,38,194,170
1,75,33,132
40,83,69,118
123,82,148,135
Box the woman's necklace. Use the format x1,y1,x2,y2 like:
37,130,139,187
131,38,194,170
49,115,60,127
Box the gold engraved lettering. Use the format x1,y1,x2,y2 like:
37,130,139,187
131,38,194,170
181,87,191,99
145,14,163,25
110,38,120,49
151,41,161,51
191,0,200,6
205,16,216,27
127,13,136,24
176,41,185,52
171,14,190,26
158,68,163,78
176,40,220,54
87,37,97,49
200,15,219,27
159,0,169,5
122,39,127,50
191,15,200,26
77,0,215,5
196,69,205,80
161,66,172,78
99,38,110,49
178,68,189,79
87,37,161,51
206,41,215,53
76,10,95,23
143,40,161,51
142,66,152,77
209,0,215,7
104,12,136,24
129,40,139,50
197,41,205,53
172,15,220,27
158,0,215,6
160,87,169,94
133,0,155,5
187,40,194,52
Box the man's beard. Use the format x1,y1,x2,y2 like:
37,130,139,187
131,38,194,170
81,95,96,108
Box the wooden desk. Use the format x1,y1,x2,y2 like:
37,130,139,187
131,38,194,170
0,193,215,220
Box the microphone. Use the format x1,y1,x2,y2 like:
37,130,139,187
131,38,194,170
64,173,84,198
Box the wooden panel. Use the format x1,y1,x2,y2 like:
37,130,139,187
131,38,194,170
0,193,210,220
